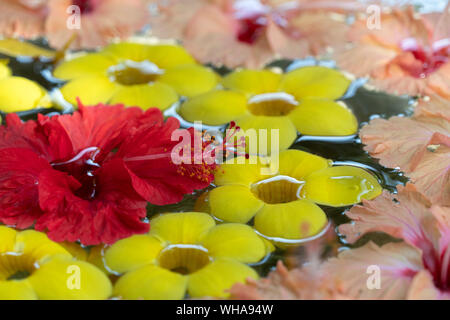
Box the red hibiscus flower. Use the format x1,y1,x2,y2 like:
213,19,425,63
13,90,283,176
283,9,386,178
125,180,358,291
0,101,215,245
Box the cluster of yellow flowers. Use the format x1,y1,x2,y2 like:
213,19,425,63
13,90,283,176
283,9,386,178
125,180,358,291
0,41,383,300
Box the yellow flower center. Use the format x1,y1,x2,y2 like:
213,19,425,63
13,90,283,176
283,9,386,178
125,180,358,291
0,253,36,281
251,175,304,204
247,92,298,116
108,60,164,85
157,245,211,275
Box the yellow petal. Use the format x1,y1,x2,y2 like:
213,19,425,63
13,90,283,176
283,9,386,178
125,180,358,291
289,99,358,136
280,66,350,100
14,230,72,263
0,77,51,112
208,185,263,223
104,235,164,274
60,75,118,106
188,259,258,298
277,149,331,180
235,114,298,152
0,59,12,80
109,82,178,110
150,212,216,244
0,226,17,252
0,39,55,59
214,155,268,187
58,242,88,261
302,166,383,206
179,90,247,125
114,265,187,300
0,280,37,300
202,224,267,263
254,200,328,240
28,256,112,300
222,69,281,95
86,245,110,275
159,65,218,98
103,43,196,69
53,53,117,80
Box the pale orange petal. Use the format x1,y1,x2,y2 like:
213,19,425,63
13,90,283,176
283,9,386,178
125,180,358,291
148,0,208,39
339,184,441,247
46,0,149,49
184,4,274,67
324,242,422,299
359,110,450,204
415,95,450,122
265,20,309,59
347,8,432,48
426,62,450,99
230,259,348,300
334,44,398,78
0,0,47,38
287,11,349,56
407,270,450,300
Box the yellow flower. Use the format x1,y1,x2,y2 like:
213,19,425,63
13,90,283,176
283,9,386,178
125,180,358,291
103,212,271,299
0,60,51,113
53,42,219,110
179,67,357,151
0,226,112,300
203,150,382,242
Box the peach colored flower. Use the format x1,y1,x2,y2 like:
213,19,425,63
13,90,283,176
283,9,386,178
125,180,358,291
335,6,450,98
229,226,351,300
45,0,149,49
332,184,450,299
149,0,359,68
0,0,48,38
359,95,450,205
230,260,350,300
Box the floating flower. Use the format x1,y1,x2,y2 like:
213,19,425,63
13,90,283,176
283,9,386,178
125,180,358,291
360,95,450,205
0,0,47,38
0,59,51,113
0,226,111,300
201,149,381,242
45,0,149,49
0,102,215,245
150,0,353,68
335,6,450,98
230,228,347,299
230,260,347,299
180,66,357,151
53,42,218,110
103,212,270,299
326,184,450,299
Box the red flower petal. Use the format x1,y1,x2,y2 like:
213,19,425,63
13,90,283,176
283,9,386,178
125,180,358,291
117,114,215,205
36,163,149,245
0,102,214,245
0,148,51,228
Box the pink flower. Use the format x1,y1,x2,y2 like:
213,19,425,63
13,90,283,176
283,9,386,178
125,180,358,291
45,0,149,49
335,6,450,98
149,0,357,68
333,184,450,299
359,95,450,205
0,0,48,38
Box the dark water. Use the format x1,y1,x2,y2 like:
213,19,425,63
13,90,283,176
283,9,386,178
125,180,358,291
1,52,411,276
